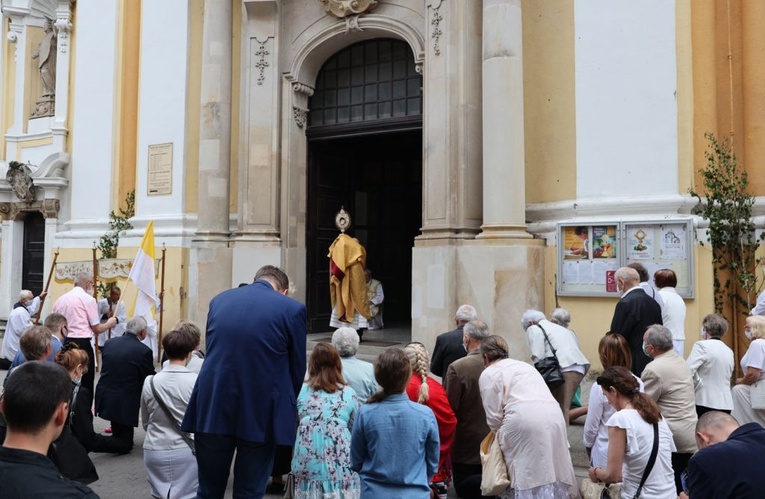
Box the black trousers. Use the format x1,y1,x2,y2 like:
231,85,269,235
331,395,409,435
672,452,693,494
453,462,495,499
109,422,134,453
68,338,95,394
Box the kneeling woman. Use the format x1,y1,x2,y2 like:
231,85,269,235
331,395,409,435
589,366,676,499
141,330,199,499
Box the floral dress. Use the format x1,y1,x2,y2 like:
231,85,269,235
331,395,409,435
291,384,360,499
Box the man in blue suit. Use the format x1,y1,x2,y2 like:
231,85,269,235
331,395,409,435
182,265,307,498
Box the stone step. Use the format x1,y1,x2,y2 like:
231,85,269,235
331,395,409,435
307,333,406,363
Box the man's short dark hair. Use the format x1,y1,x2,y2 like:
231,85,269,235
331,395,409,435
19,326,52,361
43,313,67,331
254,265,289,291
627,262,649,282
2,362,72,434
162,330,197,361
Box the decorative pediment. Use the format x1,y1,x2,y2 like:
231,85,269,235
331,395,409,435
318,0,378,18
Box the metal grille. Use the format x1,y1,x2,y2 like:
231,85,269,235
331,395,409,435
309,39,422,128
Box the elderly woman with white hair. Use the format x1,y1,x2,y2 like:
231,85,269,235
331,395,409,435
522,309,590,424
732,315,765,427
332,327,378,403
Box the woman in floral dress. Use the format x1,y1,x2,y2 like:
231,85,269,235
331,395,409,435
291,342,360,498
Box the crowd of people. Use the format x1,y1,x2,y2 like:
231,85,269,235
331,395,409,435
1,262,765,498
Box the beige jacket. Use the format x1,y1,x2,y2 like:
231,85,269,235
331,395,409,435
641,350,698,453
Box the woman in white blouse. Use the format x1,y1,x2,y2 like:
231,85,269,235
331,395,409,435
141,330,199,499
588,367,676,499
479,335,579,499
583,334,644,469
686,314,734,417
654,269,687,356
732,315,765,426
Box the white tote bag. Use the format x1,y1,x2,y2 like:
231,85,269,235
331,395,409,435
480,431,511,496
751,381,765,410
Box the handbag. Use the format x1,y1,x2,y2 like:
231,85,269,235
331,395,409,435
579,477,620,499
751,381,765,410
632,423,659,499
149,376,196,455
283,472,296,499
533,324,565,391
479,431,510,495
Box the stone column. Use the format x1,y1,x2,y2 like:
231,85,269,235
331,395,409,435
479,0,531,239
191,0,233,329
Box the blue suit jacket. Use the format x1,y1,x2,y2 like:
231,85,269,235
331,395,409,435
686,422,765,499
182,280,307,445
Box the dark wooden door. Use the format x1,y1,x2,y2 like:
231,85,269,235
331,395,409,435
306,131,422,333
22,212,45,295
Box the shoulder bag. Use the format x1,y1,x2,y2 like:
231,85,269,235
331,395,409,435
751,381,765,409
149,376,195,455
632,422,659,499
479,431,511,495
533,324,565,391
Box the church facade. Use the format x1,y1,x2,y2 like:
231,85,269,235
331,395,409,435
1,0,764,363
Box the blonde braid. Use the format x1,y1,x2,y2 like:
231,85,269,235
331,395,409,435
405,343,430,403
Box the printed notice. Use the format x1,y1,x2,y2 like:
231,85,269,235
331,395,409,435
148,143,173,196
660,225,686,260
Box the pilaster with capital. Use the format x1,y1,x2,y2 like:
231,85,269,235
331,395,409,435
418,0,483,241
6,18,27,136
52,0,74,149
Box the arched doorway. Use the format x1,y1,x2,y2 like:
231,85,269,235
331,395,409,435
306,39,423,333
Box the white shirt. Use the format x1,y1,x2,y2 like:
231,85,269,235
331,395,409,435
741,339,765,382
526,319,590,372
607,410,676,499
141,364,197,450
583,373,644,468
97,299,127,346
686,338,734,410
658,287,686,341
1,297,40,361
639,282,665,316
162,351,204,375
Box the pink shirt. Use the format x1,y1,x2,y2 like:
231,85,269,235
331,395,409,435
52,286,100,339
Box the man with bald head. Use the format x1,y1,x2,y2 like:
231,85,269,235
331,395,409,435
608,266,663,376
681,411,765,498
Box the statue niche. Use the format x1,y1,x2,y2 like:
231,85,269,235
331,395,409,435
30,20,57,118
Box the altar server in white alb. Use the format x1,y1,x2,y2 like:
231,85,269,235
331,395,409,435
98,285,127,348
0,289,46,370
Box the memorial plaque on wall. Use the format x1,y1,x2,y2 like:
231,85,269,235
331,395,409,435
147,143,173,196
557,219,694,298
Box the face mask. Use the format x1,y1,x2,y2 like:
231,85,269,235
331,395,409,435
617,286,624,297
701,327,707,340
746,330,753,340
642,342,651,358
462,338,469,352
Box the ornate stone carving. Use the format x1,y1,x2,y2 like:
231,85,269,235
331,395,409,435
54,17,73,54
292,82,314,128
6,161,36,202
431,5,443,56
319,0,378,18
40,198,60,219
254,41,270,86
0,203,20,222
344,14,363,33
6,31,17,43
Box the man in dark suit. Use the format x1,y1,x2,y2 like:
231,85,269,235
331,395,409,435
95,316,155,452
182,265,307,498
430,304,477,377
609,266,663,376
682,411,765,499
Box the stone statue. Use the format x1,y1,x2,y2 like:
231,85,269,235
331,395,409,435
319,0,378,18
31,21,57,118
6,161,36,202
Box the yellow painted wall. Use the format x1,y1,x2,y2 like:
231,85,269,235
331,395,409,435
544,245,715,373
184,0,203,214
16,137,53,160
47,246,190,341
113,0,141,207
522,0,577,204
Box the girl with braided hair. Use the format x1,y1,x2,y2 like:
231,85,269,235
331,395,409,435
403,342,456,499
350,348,439,497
